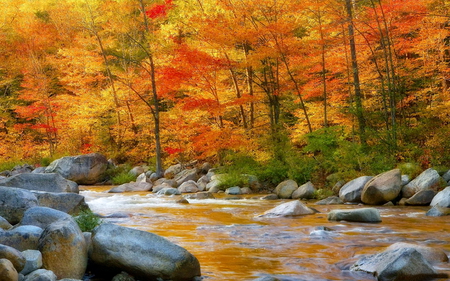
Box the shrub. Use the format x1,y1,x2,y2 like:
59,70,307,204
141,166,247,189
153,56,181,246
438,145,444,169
313,189,334,200
74,209,102,232
105,164,137,185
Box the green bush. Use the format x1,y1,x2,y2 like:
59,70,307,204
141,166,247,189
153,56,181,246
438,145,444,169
397,162,422,179
313,189,334,200
105,164,137,185
74,209,102,232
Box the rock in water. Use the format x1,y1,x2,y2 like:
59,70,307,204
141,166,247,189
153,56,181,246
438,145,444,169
0,173,78,193
328,208,381,223
339,176,373,203
430,186,450,208
361,169,402,205
275,180,298,199
261,201,315,217
402,168,441,198
45,153,108,185
90,223,201,281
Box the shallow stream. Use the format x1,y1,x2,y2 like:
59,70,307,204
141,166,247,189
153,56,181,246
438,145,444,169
82,186,450,281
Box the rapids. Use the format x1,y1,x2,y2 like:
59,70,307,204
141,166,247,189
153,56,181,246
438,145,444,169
82,186,450,281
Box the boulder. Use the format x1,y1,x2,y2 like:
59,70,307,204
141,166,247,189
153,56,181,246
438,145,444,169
174,169,199,186
442,170,450,183
156,187,180,196
178,180,199,193
386,242,448,264
316,196,343,205
136,173,149,183
351,247,444,281
0,225,43,251
246,175,261,192
0,186,38,224
183,192,215,200
153,178,177,187
0,216,12,230
240,187,252,194
405,189,436,206
196,176,209,192
0,173,78,193
44,153,108,185
275,180,298,199
332,180,346,195
261,201,316,217
260,194,279,200
225,186,242,195
152,183,175,193
401,174,410,186
430,186,450,208
21,250,43,275
128,166,145,177
164,164,183,179
0,258,18,281
328,208,382,223
38,218,88,279
361,169,402,205
402,168,441,198
32,167,46,174
0,244,25,272
426,206,450,216
31,191,89,215
11,164,34,176
23,269,57,281
339,176,373,203
19,207,72,229
292,181,316,199
108,182,152,193
90,223,201,280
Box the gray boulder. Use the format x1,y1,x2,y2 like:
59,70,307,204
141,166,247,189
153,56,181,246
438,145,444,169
316,196,343,205
0,225,43,251
90,223,201,280
152,183,175,193
153,178,177,187
0,173,78,193
260,194,278,200
339,176,373,203
38,218,87,279
261,201,316,217
178,180,199,193
19,207,72,229
23,269,57,281
44,153,108,185
0,244,25,272
351,247,444,281
402,168,441,198
386,242,448,264
0,258,18,281
0,216,12,230
196,176,209,192
328,208,381,223
0,186,38,224
156,187,180,196
174,169,199,186
426,206,450,216
275,180,298,199
163,164,183,179
225,186,241,195
31,191,89,214
405,189,436,205
361,169,402,205
443,170,450,183
31,167,46,174
128,166,145,177
11,164,34,176
108,182,152,193
430,186,450,207
183,192,215,200
291,181,316,199
21,250,42,275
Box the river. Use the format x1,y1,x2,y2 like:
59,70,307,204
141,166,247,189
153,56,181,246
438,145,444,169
81,186,450,281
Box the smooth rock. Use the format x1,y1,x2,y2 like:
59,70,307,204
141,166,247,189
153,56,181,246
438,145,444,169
23,269,57,281
164,164,183,179
316,196,343,205
156,187,180,196
31,191,89,214
0,225,43,251
260,194,278,200
0,186,38,224
405,189,436,205
128,166,144,178
0,173,78,193
0,216,12,230
339,176,373,203
174,169,199,186
90,223,201,280
44,153,108,185
386,242,448,264
196,176,209,192
225,186,242,195
108,182,152,193
183,192,215,200
426,206,450,216
20,250,42,275
261,201,315,217
0,258,18,281
275,180,298,199
19,207,72,229
291,181,316,200
240,187,252,194
152,183,174,193
430,186,450,208
0,244,25,272
442,170,450,183
402,168,441,198
328,208,382,223
178,180,199,193
38,218,87,279
361,169,402,205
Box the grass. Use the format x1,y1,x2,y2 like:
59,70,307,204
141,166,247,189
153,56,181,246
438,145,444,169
74,209,102,232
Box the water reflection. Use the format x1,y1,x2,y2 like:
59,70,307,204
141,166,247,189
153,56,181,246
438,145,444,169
82,187,450,281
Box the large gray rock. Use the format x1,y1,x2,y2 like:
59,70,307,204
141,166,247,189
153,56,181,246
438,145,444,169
156,187,180,196
316,196,343,205
430,186,450,208
225,186,241,195
275,180,298,199
38,218,88,279
0,244,25,272
183,192,215,200
107,182,153,193
0,173,78,193
174,169,199,187
0,258,18,281
351,247,444,281
339,176,373,203
0,225,43,251
11,164,34,176
178,180,199,193
19,207,72,229
361,169,402,205
442,170,450,183
402,168,441,198
44,153,108,185
163,164,183,179
0,186,38,224
426,206,450,216
386,242,448,264
328,208,382,223
21,250,43,275
23,269,57,281
90,223,201,280
405,189,436,206
261,201,315,217
152,183,175,193
31,191,89,214
291,181,316,199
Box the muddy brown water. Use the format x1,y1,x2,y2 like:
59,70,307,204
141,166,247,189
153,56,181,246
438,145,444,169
82,186,450,281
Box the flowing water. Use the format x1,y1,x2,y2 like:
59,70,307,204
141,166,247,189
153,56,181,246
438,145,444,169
82,186,450,281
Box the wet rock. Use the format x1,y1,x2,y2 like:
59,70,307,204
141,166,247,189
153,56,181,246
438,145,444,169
174,169,199,186
261,200,315,217
196,176,209,192
225,186,242,195
154,178,177,187
316,196,343,205
44,153,108,185
112,271,135,281
176,198,189,204
38,218,88,279
0,186,38,224
21,250,43,275
240,187,252,194
260,194,278,200
339,176,373,203
292,181,316,199
90,223,201,281
19,207,72,229
275,180,298,199
430,186,450,208
386,242,448,264
402,168,441,198
31,191,89,215
108,182,152,193
23,269,57,281
0,216,12,230
361,169,402,205
0,258,18,281
152,182,175,193
164,164,183,179
0,225,43,251
183,192,215,200
178,180,199,193
156,187,180,196
405,189,436,206
351,247,445,281
328,208,382,223
426,206,450,216
136,172,150,184
0,173,78,193
0,244,25,272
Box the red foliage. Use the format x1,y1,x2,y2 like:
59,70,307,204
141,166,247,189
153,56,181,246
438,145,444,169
164,146,183,155
146,0,173,19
